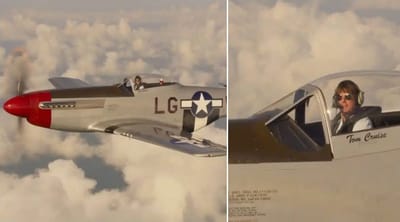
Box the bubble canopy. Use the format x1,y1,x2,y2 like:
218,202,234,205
254,70,400,124
125,73,176,84
118,73,177,91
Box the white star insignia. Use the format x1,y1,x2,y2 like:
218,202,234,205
193,93,211,114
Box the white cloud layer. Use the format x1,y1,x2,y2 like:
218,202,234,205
0,3,226,88
230,0,400,117
0,2,226,221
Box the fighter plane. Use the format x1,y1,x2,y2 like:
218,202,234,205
3,73,226,157
229,70,400,163
229,70,400,221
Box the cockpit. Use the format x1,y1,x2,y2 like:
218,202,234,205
312,71,400,132
255,71,400,135
118,73,177,95
252,71,400,155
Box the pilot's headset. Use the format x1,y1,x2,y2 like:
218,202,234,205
332,80,364,108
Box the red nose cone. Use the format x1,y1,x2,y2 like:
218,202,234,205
3,95,31,117
3,91,52,128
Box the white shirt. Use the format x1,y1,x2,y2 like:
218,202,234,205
134,84,144,91
336,117,373,134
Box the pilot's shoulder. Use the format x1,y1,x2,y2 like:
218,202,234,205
354,117,373,130
359,106,382,115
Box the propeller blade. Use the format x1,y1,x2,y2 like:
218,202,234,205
18,117,24,132
6,48,31,133
17,78,26,96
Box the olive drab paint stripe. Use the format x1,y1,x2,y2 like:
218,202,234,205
182,109,220,133
183,110,195,132
50,85,132,98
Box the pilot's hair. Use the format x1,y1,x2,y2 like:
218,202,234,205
134,75,142,81
334,80,364,106
335,80,360,95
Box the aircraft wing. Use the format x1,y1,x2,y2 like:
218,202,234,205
97,123,226,157
49,77,90,89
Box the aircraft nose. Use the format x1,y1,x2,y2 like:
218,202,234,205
3,95,31,117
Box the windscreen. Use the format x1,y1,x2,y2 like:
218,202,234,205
253,89,309,122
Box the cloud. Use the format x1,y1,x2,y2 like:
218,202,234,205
0,46,5,66
230,1,400,117
0,1,226,221
0,2,226,88
352,0,400,10
0,14,37,42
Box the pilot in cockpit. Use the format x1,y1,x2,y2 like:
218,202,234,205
331,80,373,135
134,75,144,90
123,77,132,90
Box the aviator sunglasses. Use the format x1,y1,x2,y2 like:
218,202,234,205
334,93,353,101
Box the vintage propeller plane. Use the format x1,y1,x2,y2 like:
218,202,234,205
3,72,226,157
229,70,400,221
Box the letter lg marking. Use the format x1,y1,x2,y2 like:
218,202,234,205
154,97,165,114
168,97,177,113
155,97,178,114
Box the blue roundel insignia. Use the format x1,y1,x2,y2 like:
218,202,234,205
190,91,213,118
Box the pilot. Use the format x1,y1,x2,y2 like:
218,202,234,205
134,75,144,90
331,80,373,135
123,77,131,87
